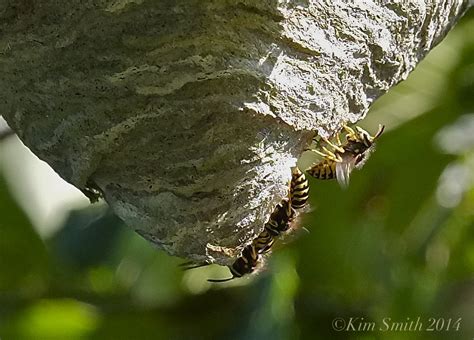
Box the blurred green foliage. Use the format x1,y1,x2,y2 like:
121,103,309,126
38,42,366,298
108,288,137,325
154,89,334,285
1,10,474,340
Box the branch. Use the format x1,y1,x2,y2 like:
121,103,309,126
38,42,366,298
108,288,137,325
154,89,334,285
0,1,470,264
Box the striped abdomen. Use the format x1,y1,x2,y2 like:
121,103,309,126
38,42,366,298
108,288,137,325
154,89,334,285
306,159,337,180
252,229,275,254
264,199,295,236
290,167,309,210
229,244,259,278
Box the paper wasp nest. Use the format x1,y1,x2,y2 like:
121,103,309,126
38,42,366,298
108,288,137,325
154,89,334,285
0,0,470,264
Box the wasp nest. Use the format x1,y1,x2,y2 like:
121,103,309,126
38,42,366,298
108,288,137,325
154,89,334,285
0,0,470,264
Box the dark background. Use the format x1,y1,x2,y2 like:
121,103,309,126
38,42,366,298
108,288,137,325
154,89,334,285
1,10,473,340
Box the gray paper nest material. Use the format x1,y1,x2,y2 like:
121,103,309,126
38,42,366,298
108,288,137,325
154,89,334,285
0,0,470,264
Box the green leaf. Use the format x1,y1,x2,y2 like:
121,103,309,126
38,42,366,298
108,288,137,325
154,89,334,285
0,173,49,293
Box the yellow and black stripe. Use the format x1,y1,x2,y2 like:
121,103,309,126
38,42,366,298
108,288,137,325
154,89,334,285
264,199,294,236
290,167,309,210
208,167,312,283
208,198,297,282
306,159,337,180
208,243,260,282
305,124,384,183
252,229,275,254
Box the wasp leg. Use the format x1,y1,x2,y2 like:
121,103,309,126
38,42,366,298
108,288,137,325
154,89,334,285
343,124,355,134
335,132,342,147
307,148,342,162
179,261,211,270
320,146,343,162
321,137,345,153
343,124,358,139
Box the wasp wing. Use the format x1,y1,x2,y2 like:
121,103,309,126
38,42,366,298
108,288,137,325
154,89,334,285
335,154,357,188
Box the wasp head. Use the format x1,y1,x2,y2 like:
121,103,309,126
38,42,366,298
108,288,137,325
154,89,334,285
343,124,384,157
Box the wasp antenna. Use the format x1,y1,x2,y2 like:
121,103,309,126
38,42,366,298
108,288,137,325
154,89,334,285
179,262,211,271
374,124,385,139
207,277,235,283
